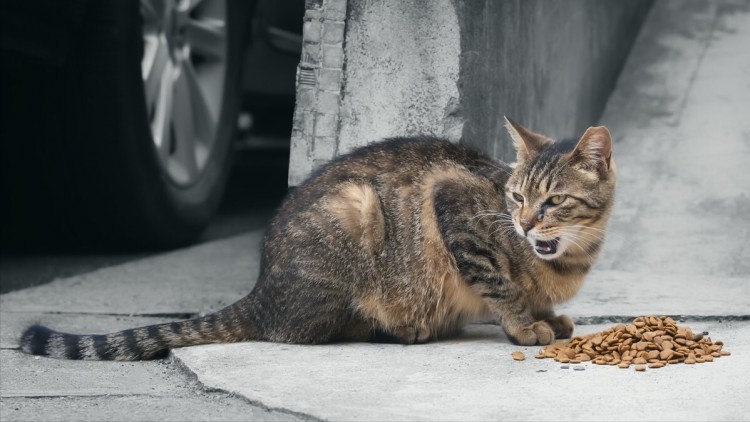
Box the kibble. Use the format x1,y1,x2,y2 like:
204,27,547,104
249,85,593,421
511,351,525,361
535,316,730,372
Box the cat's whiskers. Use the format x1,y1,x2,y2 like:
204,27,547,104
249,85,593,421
555,228,600,263
471,211,502,232
563,226,606,245
564,236,596,263
471,210,515,237
560,229,603,245
487,214,516,237
471,210,504,219
575,225,621,241
490,220,517,238
470,210,504,225
553,232,596,264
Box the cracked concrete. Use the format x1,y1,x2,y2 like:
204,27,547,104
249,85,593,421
173,322,750,421
0,237,303,421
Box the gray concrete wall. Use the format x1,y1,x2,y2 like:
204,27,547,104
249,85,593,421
456,0,653,162
336,0,463,155
288,0,653,185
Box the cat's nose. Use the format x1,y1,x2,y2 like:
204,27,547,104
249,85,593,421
520,219,535,235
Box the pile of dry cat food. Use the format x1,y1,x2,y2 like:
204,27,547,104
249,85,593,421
533,315,730,371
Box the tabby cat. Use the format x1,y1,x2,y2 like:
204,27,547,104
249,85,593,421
20,118,616,360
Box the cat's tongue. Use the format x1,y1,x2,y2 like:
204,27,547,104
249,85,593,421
534,238,559,255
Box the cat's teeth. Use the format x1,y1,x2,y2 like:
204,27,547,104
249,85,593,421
533,238,560,255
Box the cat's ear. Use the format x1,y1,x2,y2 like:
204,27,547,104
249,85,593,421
570,126,613,178
504,116,552,162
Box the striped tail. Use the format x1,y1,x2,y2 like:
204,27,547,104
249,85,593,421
19,306,257,361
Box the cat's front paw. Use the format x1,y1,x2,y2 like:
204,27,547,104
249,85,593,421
545,314,574,339
507,321,555,345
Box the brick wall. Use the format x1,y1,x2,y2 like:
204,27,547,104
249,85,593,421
288,0,348,186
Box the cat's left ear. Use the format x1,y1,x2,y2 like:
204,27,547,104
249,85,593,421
570,126,613,178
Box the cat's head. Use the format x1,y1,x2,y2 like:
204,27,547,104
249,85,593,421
503,117,616,261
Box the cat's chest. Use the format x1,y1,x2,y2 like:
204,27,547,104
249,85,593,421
527,265,588,304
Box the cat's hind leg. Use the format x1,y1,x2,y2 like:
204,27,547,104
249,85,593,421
251,275,355,344
333,316,374,342
331,313,432,344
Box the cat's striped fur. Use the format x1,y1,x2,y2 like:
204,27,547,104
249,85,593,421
20,119,616,360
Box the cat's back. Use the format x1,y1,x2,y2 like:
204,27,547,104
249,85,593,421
262,136,504,264
286,136,499,207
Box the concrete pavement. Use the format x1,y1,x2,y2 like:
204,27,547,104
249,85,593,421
2,0,750,421
0,235,303,422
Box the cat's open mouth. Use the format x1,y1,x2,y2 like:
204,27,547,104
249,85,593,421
534,238,560,255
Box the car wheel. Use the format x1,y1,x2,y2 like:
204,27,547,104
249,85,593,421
80,0,248,248
1,0,250,249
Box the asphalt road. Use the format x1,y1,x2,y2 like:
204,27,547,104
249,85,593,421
0,146,290,294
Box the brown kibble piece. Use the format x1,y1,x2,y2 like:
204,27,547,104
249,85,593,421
512,351,525,361
635,364,646,371
659,349,673,360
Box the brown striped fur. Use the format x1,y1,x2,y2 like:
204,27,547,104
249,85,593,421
20,119,615,359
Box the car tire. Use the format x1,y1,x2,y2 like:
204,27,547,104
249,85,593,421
73,0,249,248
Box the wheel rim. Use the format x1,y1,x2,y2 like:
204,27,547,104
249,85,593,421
140,0,228,186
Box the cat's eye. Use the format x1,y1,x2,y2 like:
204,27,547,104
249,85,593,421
512,192,524,202
548,195,566,205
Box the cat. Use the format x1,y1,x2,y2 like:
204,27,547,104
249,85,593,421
20,118,616,360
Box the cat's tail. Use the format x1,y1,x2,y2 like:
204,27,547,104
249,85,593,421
19,298,260,361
